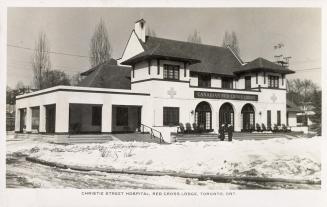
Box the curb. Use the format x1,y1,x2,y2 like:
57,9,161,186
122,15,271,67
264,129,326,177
26,156,321,185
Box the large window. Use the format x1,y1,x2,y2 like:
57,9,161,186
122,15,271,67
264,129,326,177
163,64,180,80
116,107,128,126
277,110,281,126
222,77,233,89
163,107,179,126
92,106,102,126
198,74,211,87
268,75,279,88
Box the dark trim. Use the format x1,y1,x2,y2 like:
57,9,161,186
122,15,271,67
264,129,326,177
132,65,135,78
252,86,287,91
131,78,190,84
157,59,160,75
189,85,261,92
234,67,295,75
148,60,151,75
121,54,201,65
282,74,285,86
184,62,187,77
264,72,266,84
256,72,258,84
16,88,150,100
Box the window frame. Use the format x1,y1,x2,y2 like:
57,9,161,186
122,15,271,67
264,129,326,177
221,77,234,89
268,75,279,88
244,76,251,89
163,64,180,80
163,107,179,126
198,73,211,88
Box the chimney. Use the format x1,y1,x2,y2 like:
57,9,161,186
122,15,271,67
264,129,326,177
134,19,146,42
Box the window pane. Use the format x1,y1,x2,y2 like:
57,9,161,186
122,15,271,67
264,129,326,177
163,107,179,126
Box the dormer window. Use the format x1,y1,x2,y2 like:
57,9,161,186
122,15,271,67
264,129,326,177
163,64,180,80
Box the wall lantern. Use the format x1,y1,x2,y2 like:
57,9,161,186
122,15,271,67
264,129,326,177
259,111,262,115
191,110,194,115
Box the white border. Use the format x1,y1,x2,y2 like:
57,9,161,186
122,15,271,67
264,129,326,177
1,1,326,207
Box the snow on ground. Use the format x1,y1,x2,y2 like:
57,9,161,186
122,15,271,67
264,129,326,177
7,137,321,181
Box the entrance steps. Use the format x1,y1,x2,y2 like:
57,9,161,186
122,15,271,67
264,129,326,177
66,134,114,144
111,133,163,144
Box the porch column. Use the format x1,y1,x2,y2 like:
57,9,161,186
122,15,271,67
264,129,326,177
234,111,242,132
55,101,69,133
39,105,46,133
25,107,32,132
101,102,112,133
14,107,20,132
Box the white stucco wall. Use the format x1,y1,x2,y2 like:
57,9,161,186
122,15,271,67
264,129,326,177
288,112,297,127
118,31,144,65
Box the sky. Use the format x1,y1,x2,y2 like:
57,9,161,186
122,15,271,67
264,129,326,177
7,7,321,88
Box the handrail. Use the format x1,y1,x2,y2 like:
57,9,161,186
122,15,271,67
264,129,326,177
140,124,164,144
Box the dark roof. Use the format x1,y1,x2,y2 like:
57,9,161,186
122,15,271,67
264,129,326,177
78,61,131,90
235,57,295,74
81,59,118,76
121,36,242,76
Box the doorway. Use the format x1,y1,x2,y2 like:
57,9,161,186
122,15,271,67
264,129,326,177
195,101,212,131
219,103,234,130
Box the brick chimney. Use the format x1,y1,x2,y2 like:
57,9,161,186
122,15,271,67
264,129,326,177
134,19,146,42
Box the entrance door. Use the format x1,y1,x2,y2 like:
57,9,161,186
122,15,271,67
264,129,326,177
45,105,56,133
195,101,212,131
19,108,26,132
267,110,271,129
219,103,234,130
241,104,255,131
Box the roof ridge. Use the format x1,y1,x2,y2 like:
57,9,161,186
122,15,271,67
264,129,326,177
146,36,229,50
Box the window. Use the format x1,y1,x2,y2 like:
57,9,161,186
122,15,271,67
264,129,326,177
198,74,211,87
268,75,279,88
277,110,281,126
245,76,251,89
92,106,102,126
163,64,180,80
116,107,128,126
163,107,179,126
222,77,233,89
267,110,271,128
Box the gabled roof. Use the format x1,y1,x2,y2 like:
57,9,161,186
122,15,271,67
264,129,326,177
78,60,131,89
121,36,243,76
235,57,295,74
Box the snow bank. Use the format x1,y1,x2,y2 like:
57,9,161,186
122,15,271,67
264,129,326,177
13,137,321,181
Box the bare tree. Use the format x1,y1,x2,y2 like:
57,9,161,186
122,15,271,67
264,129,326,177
187,30,202,44
222,31,240,56
89,18,112,67
32,31,51,90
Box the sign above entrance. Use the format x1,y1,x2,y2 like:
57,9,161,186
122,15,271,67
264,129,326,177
194,91,258,101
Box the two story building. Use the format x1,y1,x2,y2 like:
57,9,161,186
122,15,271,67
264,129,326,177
15,19,295,143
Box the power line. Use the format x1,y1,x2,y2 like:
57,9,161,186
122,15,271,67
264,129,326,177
7,44,91,59
295,67,321,72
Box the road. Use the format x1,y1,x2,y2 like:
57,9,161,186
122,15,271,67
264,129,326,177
6,154,320,190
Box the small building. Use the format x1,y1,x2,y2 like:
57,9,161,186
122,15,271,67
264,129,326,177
15,19,295,143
